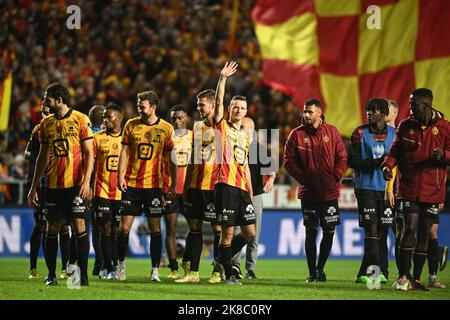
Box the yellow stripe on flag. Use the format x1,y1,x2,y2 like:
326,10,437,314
415,57,450,117
320,73,361,137
0,73,13,131
314,0,361,17
255,13,319,66
358,0,418,74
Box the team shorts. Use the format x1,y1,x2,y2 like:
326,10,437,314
164,194,184,215
301,199,341,228
119,187,163,217
93,197,121,226
400,200,440,224
214,183,255,227
44,187,89,223
357,198,394,227
185,188,216,222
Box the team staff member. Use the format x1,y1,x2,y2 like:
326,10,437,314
27,82,94,286
284,98,347,282
383,88,450,291
116,91,176,282
93,103,123,280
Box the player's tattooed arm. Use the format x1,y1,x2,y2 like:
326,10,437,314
214,61,238,124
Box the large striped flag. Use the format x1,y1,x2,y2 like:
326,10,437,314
0,72,13,132
252,0,450,136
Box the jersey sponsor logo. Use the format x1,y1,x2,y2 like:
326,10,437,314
427,206,438,215
363,208,376,213
53,139,69,157
106,155,119,172
327,206,337,215
233,145,246,165
372,144,385,158
176,151,189,167
151,198,161,207
384,208,392,217
72,196,86,214
138,143,154,160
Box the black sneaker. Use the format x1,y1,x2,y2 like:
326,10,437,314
410,280,429,291
44,276,58,286
305,273,317,283
232,265,243,279
81,275,89,286
438,246,448,272
224,275,242,285
316,270,327,282
245,270,257,280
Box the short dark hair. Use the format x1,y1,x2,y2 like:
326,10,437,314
137,91,160,107
105,103,122,114
46,82,70,104
365,98,390,116
411,88,433,102
231,95,247,103
304,98,321,108
170,104,186,114
196,89,215,103
89,105,106,126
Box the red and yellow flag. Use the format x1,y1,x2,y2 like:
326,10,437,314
252,0,450,136
0,72,13,132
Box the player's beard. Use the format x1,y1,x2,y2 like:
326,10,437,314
48,106,57,114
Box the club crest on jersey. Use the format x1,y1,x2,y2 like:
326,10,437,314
432,127,439,135
323,135,330,143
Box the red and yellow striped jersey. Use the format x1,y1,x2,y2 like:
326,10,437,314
162,130,193,194
39,109,93,189
122,117,174,189
93,130,122,200
189,120,219,191
213,119,249,191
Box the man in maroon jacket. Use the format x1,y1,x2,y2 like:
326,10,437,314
283,98,347,282
382,88,450,291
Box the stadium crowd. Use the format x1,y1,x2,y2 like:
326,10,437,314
0,0,299,204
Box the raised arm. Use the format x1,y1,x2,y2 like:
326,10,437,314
214,61,238,124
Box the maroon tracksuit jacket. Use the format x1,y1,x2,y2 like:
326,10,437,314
283,121,347,202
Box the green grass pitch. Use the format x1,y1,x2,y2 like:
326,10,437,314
0,258,449,300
